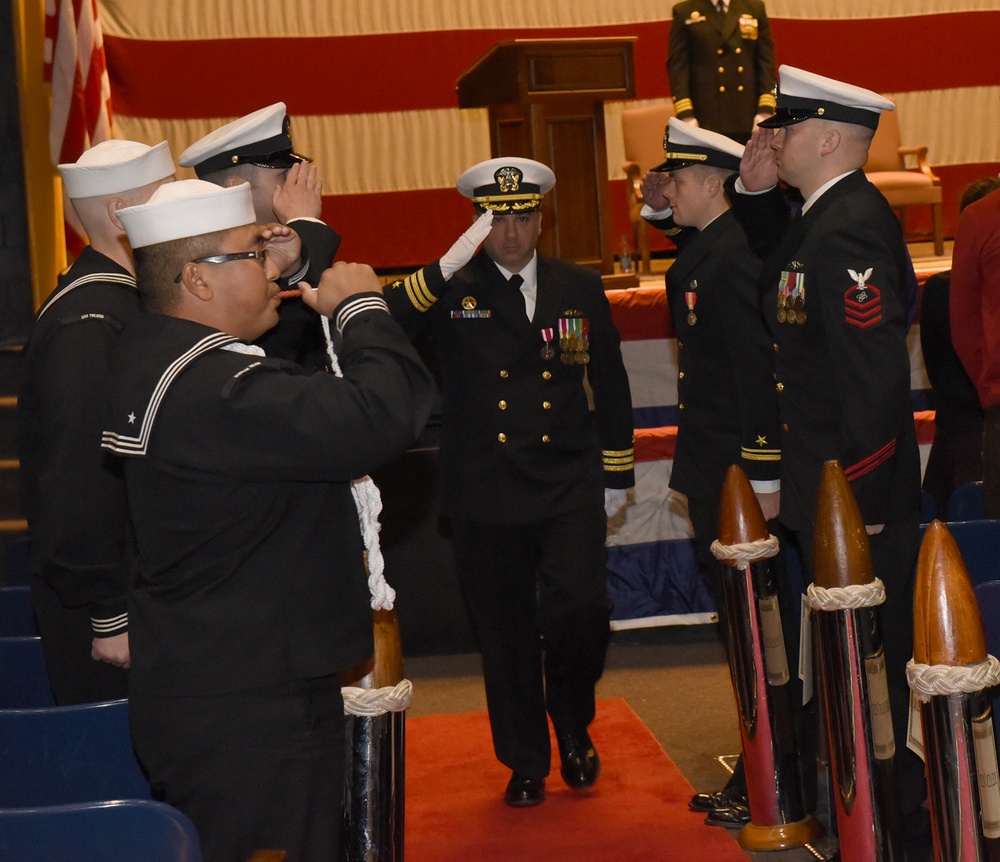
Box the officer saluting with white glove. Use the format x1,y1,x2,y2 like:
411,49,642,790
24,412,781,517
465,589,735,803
386,157,635,808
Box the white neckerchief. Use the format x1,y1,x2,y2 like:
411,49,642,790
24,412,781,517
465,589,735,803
221,342,266,356
494,253,539,320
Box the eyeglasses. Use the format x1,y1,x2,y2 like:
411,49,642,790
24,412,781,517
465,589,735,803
174,249,268,283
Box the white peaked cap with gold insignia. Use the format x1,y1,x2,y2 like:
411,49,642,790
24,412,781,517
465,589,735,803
178,102,308,177
457,157,556,214
760,65,894,131
118,180,256,249
654,117,744,172
58,140,175,199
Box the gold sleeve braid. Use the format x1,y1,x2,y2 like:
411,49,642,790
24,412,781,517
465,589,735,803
741,446,781,462
391,268,437,313
603,445,635,473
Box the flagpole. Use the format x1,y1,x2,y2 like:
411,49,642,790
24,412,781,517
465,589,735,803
11,0,65,313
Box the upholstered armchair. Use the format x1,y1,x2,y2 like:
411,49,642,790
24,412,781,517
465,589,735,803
621,103,675,275
864,100,944,256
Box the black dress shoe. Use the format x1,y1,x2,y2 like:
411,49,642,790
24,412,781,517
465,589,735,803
504,773,546,807
688,784,748,812
704,803,752,827
555,729,601,789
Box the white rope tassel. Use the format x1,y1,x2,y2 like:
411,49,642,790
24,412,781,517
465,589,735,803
323,315,395,611
806,578,887,612
342,679,414,716
710,534,780,565
906,655,1000,704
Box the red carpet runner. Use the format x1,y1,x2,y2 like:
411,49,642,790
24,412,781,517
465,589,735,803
405,697,749,861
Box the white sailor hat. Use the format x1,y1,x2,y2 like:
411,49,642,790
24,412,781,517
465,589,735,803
653,117,744,173
457,157,556,214
759,65,894,131
178,102,309,177
118,180,256,249
58,140,175,199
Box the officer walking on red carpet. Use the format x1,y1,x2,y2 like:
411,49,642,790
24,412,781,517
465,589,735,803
386,157,635,807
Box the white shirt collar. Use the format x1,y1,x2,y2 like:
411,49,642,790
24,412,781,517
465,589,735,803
801,170,856,214
494,253,539,319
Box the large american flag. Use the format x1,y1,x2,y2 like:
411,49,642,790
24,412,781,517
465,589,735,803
44,0,114,251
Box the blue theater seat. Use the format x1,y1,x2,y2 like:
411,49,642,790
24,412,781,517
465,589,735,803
0,585,35,636
946,481,986,522
0,636,54,708
0,698,151,807
0,799,201,862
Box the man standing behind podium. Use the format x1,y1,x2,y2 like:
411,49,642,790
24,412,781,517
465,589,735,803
667,0,777,142
386,158,635,808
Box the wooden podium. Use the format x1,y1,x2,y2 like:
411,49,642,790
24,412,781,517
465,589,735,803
456,38,636,275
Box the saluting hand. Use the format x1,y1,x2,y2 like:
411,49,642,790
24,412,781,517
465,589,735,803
740,126,779,192
301,261,383,318
440,210,495,280
640,171,671,211
262,222,303,278
273,161,324,222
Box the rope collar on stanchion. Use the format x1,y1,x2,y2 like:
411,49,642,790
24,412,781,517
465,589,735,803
342,680,414,717
906,655,1000,704
710,534,780,564
805,578,886,612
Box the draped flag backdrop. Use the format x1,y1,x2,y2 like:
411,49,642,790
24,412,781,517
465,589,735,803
31,0,989,626
89,0,1000,269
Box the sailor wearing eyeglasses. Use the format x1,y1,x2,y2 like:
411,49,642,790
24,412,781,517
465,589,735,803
104,179,435,862
17,139,175,705
179,102,340,369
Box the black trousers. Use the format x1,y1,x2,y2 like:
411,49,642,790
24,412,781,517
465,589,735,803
30,574,129,705
130,675,346,862
451,505,611,779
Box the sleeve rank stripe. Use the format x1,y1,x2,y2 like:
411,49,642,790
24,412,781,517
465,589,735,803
604,463,635,472
335,295,390,331
757,93,777,109
101,332,238,457
602,446,635,457
741,448,781,461
286,258,310,285
91,612,128,633
673,97,694,114
401,268,436,312
36,272,137,320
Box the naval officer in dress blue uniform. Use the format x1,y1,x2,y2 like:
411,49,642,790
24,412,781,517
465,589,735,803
386,158,635,807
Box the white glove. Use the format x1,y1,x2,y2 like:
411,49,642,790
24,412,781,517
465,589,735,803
604,488,628,518
440,210,495,280
682,116,700,127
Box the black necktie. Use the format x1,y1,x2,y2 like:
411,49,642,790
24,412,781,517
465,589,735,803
715,0,726,13
508,274,524,289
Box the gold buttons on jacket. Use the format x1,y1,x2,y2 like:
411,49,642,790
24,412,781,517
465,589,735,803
718,66,725,74
719,86,726,92
498,400,507,410
679,404,685,411
738,85,744,92
542,371,552,380
541,435,550,443
499,370,509,378
782,423,790,432
678,371,685,379
735,47,742,54
738,66,744,73
773,342,779,352
542,401,551,410
717,48,724,55
776,382,784,392
498,433,507,443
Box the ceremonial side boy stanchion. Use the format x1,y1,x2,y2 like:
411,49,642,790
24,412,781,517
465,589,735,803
806,461,903,861
341,606,411,862
907,520,1000,862
711,465,822,851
